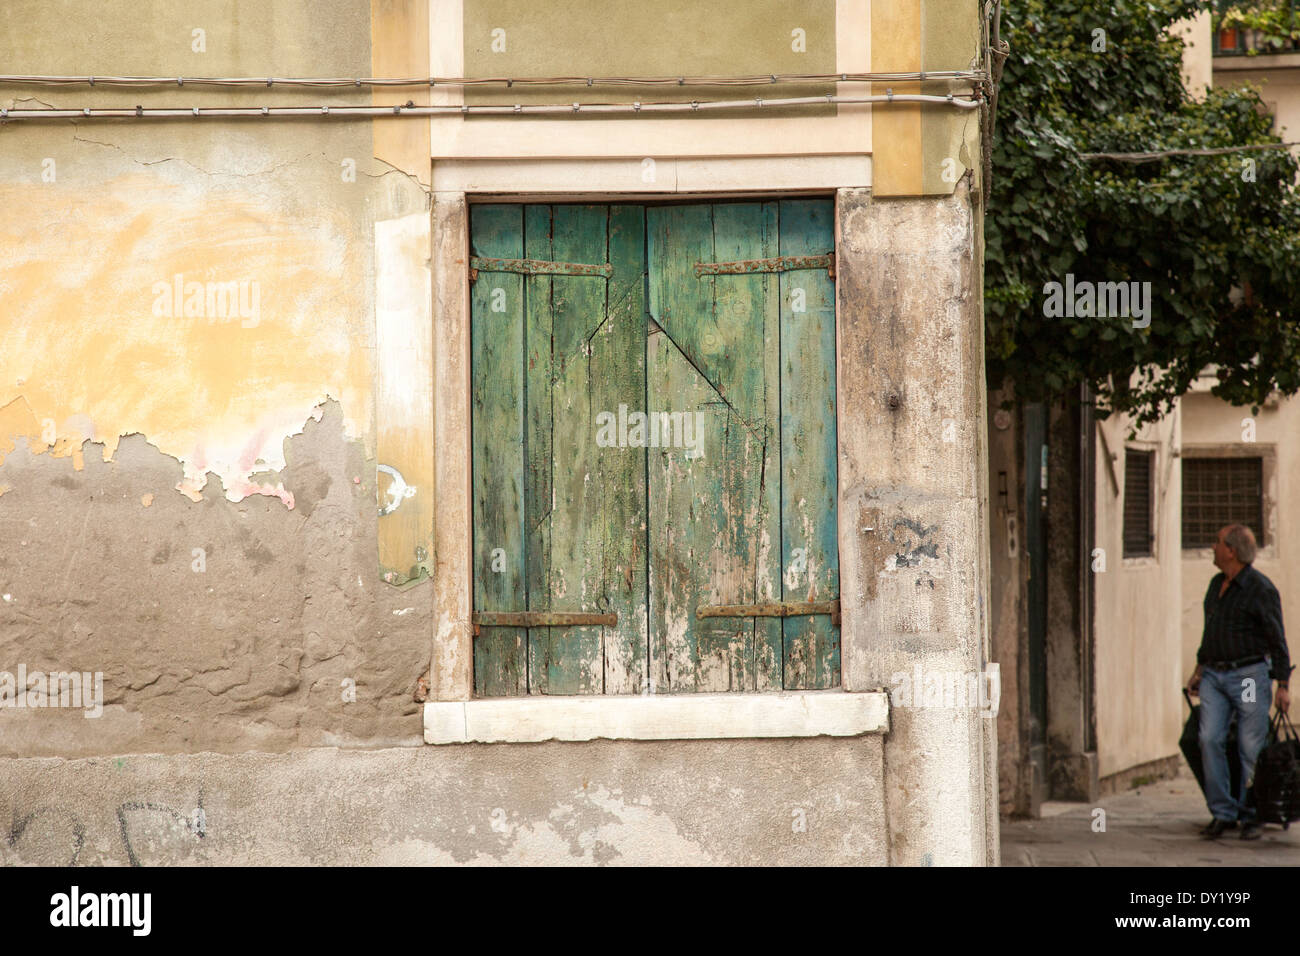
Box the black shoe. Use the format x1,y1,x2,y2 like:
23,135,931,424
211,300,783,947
1201,819,1237,838
1241,823,1263,840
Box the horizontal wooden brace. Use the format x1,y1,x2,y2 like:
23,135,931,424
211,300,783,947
468,256,613,281
697,599,840,628
472,610,618,635
694,253,834,279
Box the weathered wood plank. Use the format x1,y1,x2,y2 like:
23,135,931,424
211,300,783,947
647,204,709,692
526,205,610,694
470,203,527,696
595,204,649,693
779,198,840,689
647,204,712,692
713,201,783,692
522,204,557,692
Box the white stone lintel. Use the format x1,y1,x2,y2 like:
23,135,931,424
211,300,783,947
423,690,889,745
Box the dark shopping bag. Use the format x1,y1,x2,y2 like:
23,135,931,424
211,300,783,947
1181,688,1242,799
1252,711,1300,828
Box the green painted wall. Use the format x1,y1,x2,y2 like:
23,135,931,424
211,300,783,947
463,0,836,110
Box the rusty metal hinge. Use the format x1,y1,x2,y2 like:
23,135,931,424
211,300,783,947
469,256,614,282
697,599,841,629
472,610,618,637
694,253,835,280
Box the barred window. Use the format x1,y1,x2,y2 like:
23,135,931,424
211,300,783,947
1123,449,1154,558
1182,457,1264,550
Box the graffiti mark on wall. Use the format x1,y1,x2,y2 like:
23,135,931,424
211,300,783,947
7,806,87,866
885,517,940,568
116,793,206,867
377,464,417,516
4,791,206,866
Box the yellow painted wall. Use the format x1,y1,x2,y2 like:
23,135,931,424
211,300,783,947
0,172,371,503
0,0,437,583
0,0,380,500
872,0,982,197
463,0,836,106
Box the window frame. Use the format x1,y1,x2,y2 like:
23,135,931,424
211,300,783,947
1121,444,1157,563
426,185,894,743
1179,443,1277,561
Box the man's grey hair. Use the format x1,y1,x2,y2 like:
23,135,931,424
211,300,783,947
1223,524,1258,564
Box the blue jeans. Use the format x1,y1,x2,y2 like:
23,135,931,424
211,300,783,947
1199,661,1272,822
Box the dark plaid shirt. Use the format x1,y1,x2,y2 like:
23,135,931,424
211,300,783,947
1199,564,1290,681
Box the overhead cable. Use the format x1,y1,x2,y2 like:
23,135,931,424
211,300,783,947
0,92,981,122
0,70,985,89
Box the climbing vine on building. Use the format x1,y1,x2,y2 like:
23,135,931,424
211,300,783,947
985,0,1300,424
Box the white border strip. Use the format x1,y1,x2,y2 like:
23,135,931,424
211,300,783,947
432,155,871,193
424,691,889,744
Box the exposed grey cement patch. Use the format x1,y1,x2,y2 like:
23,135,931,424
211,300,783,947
0,739,887,866
0,401,430,757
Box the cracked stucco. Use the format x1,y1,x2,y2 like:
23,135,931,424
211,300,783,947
0,0,437,753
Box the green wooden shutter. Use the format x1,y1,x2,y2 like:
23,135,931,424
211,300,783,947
471,204,528,697
471,200,838,696
646,200,838,691
471,204,648,695
646,202,784,692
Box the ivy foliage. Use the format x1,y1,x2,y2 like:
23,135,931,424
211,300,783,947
985,0,1300,423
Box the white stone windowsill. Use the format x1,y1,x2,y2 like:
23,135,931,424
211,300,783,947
423,690,890,745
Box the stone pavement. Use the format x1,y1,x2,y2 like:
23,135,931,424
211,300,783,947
1002,762,1300,866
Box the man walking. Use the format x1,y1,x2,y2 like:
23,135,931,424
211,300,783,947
1187,524,1291,840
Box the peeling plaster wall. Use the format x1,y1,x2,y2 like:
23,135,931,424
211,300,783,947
0,403,430,756
1,1,983,867
0,153,376,502
0,0,413,497
0,0,434,755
